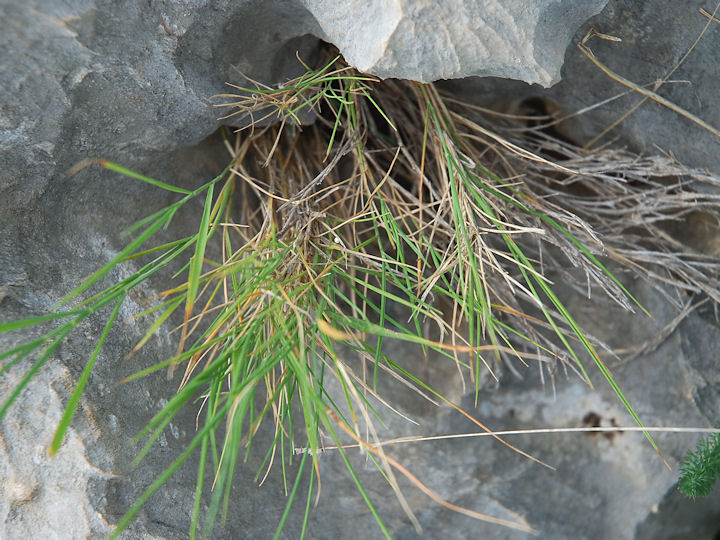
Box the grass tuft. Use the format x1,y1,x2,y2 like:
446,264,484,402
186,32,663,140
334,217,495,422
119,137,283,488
2,50,720,537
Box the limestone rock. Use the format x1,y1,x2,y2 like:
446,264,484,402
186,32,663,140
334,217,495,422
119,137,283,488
300,0,610,86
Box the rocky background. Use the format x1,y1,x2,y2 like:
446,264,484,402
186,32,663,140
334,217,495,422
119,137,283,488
1,1,719,538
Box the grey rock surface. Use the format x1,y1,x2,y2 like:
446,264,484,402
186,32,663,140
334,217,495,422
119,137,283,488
0,361,115,538
299,0,610,86
441,0,720,177
0,0,323,217
1,0,720,539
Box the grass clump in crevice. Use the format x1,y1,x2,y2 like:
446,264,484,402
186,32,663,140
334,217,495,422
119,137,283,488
2,51,720,537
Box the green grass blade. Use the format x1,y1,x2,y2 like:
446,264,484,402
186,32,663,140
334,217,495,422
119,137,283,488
184,185,215,332
0,310,86,332
110,399,235,540
190,426,209,540
0,321,81,369
0,325,74,423
101,161,192,195
129,295,184,355
54,212,174,308
49,294,125,455
273,448,309,540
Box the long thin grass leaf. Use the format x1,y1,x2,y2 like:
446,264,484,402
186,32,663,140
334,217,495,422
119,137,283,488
110,399,235,539
101,161,193,194
0,310,86,333
0,325,74,422
49,294,125,455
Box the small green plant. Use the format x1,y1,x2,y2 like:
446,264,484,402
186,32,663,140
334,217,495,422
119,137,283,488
679,424,720,498
2,51,720,537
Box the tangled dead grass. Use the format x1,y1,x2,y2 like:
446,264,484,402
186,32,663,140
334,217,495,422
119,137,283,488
215,52,720,387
